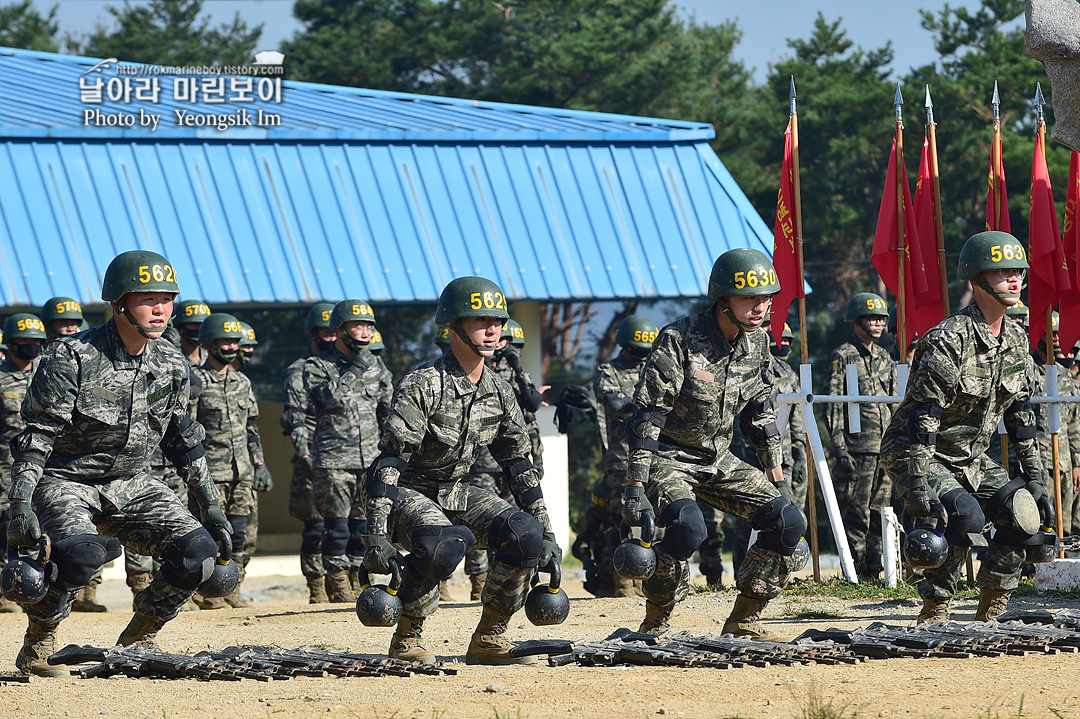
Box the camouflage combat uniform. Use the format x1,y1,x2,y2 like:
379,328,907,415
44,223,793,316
1061,369,1080,536
572,478,622,597
824,334,897,576
1031,361,1080,535
491,348,545,477
594,351,646,504
9,320,220,626
365,352,553,621
880,303,1042,600
0,356,38,518
282,353,324,581
628,310,793,609
302,345,392,575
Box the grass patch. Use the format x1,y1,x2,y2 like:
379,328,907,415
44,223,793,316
784,607,845,620
492,708,527,719
799,687,858,719
1014,579,1080,599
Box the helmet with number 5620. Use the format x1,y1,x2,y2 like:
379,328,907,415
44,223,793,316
707,248,780,301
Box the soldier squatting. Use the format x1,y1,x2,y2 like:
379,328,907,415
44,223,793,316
0,230,1075,674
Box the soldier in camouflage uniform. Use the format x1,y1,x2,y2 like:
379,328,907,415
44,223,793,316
187,314,265,609
881,231,1050,623
281,303,336,603
0,314,46,613
824,293,897,579
169,299,212,363
6,250,230,676
623,249,805,639
235,322,271,598
362,276,560,665
368,329,385,356
301,300,392,602
572,476,621,597
40,297,84,342
593,314,657,594
1066,358,1080,544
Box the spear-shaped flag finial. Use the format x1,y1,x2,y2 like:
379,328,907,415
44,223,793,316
925,84,935,126
992,80,1000,123
894,81,904,124
789,75,796,115
1034,82,1045,125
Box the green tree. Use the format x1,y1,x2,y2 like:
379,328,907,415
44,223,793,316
0,0,60,52
71,0,261,67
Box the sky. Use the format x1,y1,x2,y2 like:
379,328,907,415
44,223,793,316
31,0,998,82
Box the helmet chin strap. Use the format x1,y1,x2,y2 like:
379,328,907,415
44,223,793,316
452,321,490,357
115,300,160,340
716,299,761,333
340,332,369,354
973,276,1019,307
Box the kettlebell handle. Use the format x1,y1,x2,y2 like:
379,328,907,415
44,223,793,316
7,534,50,566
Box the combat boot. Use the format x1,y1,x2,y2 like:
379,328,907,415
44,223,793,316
704,573,724,589
325,571,355,603
127,571,153,612
307,575,329,604
469,572,486,601
224,585,250,608
71,583,107,613
466,606,536,665
975,588,1012,622
15,620,66,677
612,573,637,598
349,568,362,595
439,579,455,602
917,595,952,625
721,594,773,640
388,615,435,664
192,591,229,610
117,612,167,647
638,601,673,635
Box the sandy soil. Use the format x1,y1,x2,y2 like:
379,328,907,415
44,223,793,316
2,569,1078,719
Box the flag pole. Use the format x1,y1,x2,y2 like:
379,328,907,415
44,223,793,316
992,81,1003,231
925,86,950,314
790,77,820,581
895,83,908,364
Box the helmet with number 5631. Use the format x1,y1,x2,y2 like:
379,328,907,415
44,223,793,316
435,277,510,326
707,248,781,301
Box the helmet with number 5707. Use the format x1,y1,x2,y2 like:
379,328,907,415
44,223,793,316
435,277,510,326
706,248,781,301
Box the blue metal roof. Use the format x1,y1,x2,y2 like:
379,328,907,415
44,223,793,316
0,47,778,308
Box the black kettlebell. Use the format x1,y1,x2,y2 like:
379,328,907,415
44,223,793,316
355,557,403,627
1026,527,1059,564
613,511,657,581
903,502,949,570
525,558,570,626
199,529,239,598
1,535,53,605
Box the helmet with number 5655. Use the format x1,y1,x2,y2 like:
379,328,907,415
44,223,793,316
707,248,781,301
435,277,510,326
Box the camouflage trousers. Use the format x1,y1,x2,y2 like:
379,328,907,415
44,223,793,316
189,479,256,580
288,456,322,521
576,506,621,597
26,472,205,625
463,472,511,576
832,451,889,576
883,453,1026,597
644,458,795,608
387,484,537,619
312,467,367,574
1062,472,1080,538
124,463,193,581
696,500,727,580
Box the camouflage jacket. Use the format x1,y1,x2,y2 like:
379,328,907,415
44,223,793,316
1033,360,1080,478
0,358,38,493
594,352,646,475
628,310,783,484
302,346,392,470
9,320,217,508
281,354,315,459
881,303,1042,486
366,352,551,536
468,350,544,476
191,363,263,485
824,335,897,454
729,355,805,471
148,355,202,475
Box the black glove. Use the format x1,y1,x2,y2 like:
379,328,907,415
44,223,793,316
361,534,399,574
502,346,524,373
775,480,796,504
621,485,654,528
539,531,561,570
253,464,274,492
7,502,41,547
904,479,933,518
199,500,230,534
834,448,856,474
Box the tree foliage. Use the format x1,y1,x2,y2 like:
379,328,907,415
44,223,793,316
0,0,59,52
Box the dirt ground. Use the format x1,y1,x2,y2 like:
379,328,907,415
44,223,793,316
2,566,1079,719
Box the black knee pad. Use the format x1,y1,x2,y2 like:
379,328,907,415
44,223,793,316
940,488,986,547
752,497,807,556
347,518,367,556
489,510,544,568
302,520,323,555
659,498,707,560
160,527,218,590
323,517,349,557
227,514,248,553
51,534,123,589
408,525,475,581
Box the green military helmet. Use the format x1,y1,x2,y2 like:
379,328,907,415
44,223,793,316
433,324,451,348
501,319,526,347
1004,300,1028,318
40,297,83,324
238,321,258,347
369,328,385,354
957,231,1029,281
707,248,781,301
174,299,212,326
435,276,510,326
591,476,608,509
100,249,180,302
782,323,794,340
304,302,336,334
330,299,376,329
3,314,47,343
845,292,890,322
198,312,244,345
615,314,659,350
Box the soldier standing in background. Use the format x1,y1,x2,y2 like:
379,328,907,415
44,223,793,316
302,300,393,602
825,293,897,579
593,314,657,594
0,314,46,613
170,299,212,363
235,322,272,598
282,303,336,603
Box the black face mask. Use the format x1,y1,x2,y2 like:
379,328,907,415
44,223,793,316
1057,356,1075,370
210,346,238,365
14,343,41,362
183,328,201,346
624,345,651,361
771,345,791,358
239,349,254,366
316,337,335,353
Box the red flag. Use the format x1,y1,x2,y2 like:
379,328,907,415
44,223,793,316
1027,136,1072,349
871,136,931,351
986,132,1011,232
771,120,801,345
912,136,946,331
1057,152,1080,353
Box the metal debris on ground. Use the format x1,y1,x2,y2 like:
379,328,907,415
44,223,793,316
46,643,459,680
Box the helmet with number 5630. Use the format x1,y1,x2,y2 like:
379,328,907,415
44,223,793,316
101,250,180,302
707,248,781,301
957,231,1029,280
435,277,510,326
